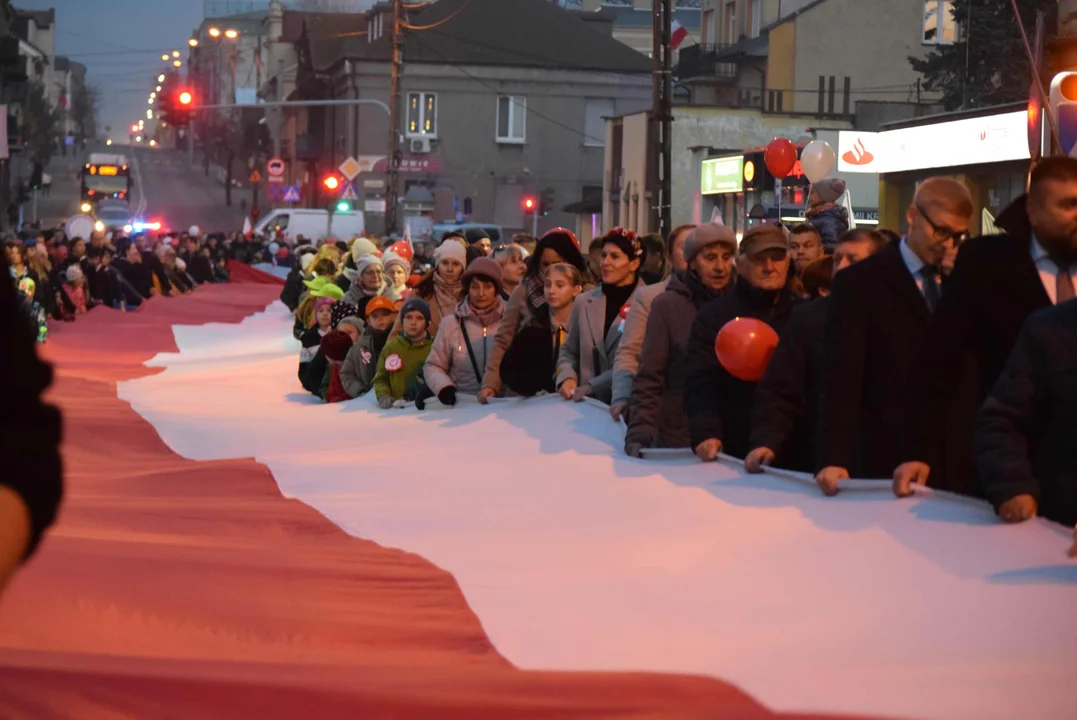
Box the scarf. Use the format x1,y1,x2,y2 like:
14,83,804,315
64,284,87,313
524,273,546,314
343,276,379,306
806,202,842,218
463,295,505,330
432,271,462,319
381,279,409,302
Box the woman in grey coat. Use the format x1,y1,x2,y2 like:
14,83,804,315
423,258,505,406
556,228,646,405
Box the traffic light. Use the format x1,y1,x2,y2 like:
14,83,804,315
539,187,555,217
172,88,195,125
323,173,343,211
523,195,536,214
1049,72,1077,156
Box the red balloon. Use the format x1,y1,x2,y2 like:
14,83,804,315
764,137,797,179
390,240,414,262
406,273,423,288
715,317,780,382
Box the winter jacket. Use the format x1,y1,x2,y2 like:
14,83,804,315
300,348,328,396
373,333,433,402
805,204,849,250
556,281,640,405
280,265,305,311
749,297,828,471
625,271,722,450
482,281,543,394
298,326,326,367
683,277,800,458
612,277,670,406
424,299,504,396
340,327,390,398
114,259,154,298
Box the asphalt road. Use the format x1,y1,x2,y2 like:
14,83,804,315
127,145,249,235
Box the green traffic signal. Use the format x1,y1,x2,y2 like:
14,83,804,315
336,201,351,212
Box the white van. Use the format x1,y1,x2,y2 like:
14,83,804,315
431,222,503,246
254,209,365,242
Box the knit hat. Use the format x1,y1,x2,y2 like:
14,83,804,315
684,223,737,263
349,237,379,258
310,297,335,327
65,264,84,283
381,250,411,278
812,178,846,204
336,316,365,336
460,256,504,295
355,253,384,278
330,300,360,329
465,227,490,245
435,239,467,267
739,224,789,257
320,330,353,363
601,227,647,268
399,296,432,325
364,295,397,318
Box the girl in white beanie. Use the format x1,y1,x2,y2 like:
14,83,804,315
389,239,465,339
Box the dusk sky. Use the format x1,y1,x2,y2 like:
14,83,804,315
16,0,217,137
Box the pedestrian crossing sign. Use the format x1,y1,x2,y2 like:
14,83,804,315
283,185,301,203
340,182,358,201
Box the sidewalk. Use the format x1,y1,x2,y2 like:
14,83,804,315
26,154,85,230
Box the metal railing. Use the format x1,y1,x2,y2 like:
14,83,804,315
677,44,739,81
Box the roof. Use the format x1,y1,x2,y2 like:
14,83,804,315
304,13,369,73
15,8,54,29
329,0,651,74
879,100,1027,131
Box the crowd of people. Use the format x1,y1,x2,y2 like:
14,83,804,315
282,161,1077,544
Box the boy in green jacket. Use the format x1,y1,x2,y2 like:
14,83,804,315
374,297,433,408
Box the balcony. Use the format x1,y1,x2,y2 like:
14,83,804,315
677,44,739,82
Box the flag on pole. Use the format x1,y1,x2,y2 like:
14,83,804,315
242,216,252,238
671,21,688,51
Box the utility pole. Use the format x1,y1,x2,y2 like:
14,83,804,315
650,0,673,237
385,0,404,236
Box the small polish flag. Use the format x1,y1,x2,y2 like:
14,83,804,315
671,20,688,51
242,216,252,237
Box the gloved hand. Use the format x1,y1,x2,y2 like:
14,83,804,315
378,396,394,409
392,399,410,409
624,442,644,458
438,386,457,406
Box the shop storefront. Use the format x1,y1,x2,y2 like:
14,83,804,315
839,102,1032,235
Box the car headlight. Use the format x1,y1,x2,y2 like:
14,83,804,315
124,224,133,233
94,221,105,232
80,203,92,213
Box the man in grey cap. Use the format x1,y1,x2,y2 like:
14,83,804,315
683,224,799,462
624,223,736,455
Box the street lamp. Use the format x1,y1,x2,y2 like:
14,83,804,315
189,38,198,47
172,50,180,58
173,60,182,68
208,27,221,38
147,98,153,104
224,28,238,39
146,109,153,119
158,74,165,82
161,54,169,61
155,85,161,92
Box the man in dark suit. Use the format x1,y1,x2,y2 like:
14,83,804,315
894,157,1077,498
746,228,889,474
975,299,1077,530
815,177,973,495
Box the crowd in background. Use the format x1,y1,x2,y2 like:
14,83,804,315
282,160,1077,543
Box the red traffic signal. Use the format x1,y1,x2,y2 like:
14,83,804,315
178,90,193,106
523,196,536,212
323,175,341,192
130,124,139,133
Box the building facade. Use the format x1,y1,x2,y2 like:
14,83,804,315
579,0,701,57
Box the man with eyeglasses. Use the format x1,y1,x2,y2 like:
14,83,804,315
894,156,1077,502
814,177,973,495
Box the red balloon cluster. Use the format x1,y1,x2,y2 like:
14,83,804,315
715,317,779,382
390,240,414,262
764,137,797,179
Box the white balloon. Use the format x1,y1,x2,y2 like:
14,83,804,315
801,140,836,184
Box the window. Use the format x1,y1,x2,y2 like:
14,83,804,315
497,95,526,143
584,98,615,147
722,2,736,44
923,0,956,45
406,92,437,138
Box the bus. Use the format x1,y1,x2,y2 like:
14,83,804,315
81,153,131,204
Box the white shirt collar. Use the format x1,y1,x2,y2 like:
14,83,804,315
1030,233,1050,263
899,237,926,276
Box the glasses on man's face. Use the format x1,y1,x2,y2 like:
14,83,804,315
916,205,970,245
